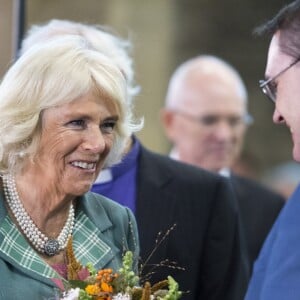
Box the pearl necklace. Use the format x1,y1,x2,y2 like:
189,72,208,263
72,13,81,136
2,174,75,256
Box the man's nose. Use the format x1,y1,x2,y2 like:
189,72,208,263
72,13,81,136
214,121,235,140
273,108,285,124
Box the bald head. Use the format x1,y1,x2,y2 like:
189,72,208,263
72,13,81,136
165,55,248,110
161,55,251,172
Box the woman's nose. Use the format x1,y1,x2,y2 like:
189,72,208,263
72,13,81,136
82,127,106,153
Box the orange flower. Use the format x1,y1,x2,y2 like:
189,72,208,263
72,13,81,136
97,269,113,281
101,281,113,293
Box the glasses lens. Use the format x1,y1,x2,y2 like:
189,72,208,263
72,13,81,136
259,80,276,103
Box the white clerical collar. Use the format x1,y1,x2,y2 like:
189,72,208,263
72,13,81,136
94,168,113,184
219,168,231,178
169,148,180,160
170,148,231,178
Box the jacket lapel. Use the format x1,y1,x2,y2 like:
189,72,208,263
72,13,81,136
0,193,117,286
136,146,176,264
76,194,118,271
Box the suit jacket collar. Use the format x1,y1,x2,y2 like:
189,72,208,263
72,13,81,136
135,146,177,261
230,173,247,199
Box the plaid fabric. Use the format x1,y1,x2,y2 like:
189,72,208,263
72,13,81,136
71,211,112,266
0,210,111,279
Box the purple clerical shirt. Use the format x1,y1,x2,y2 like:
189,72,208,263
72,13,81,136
91,137,139,213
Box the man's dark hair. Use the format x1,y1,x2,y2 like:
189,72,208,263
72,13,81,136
255,0,300,58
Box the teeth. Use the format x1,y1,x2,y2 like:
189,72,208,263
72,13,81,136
71,161,95,170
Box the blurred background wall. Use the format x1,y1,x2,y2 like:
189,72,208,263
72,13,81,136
0,0,13,72
0,0,293,179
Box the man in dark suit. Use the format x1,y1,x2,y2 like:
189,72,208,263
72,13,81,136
135,142,248,300
92,136,249,300
231,174,284,265
21,20,249,299
161,55,285,270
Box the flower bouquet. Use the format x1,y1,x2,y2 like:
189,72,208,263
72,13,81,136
52,238,182,300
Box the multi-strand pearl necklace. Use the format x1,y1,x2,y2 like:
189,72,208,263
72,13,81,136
2,174,75,256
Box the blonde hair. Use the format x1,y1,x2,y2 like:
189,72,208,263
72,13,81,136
20,19,140,108
0,35,140,173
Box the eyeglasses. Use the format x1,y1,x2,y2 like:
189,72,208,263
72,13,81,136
174,110,253,128
259,57,300,103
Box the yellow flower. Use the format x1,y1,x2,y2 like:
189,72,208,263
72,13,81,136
85,284,101,295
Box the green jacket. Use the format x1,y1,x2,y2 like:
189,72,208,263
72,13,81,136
0,191,139,299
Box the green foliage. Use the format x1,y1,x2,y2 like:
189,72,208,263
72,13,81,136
114,251,139,294
78,289,93,300
86,262,97,277
158,276,182,300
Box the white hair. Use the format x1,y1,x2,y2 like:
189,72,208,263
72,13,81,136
0,35,140,173
165,55,248,109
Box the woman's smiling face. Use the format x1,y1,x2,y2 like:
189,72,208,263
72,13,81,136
32,90,118,196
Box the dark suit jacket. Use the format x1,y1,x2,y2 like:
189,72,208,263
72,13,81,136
230,174,285,271
135,146,249,300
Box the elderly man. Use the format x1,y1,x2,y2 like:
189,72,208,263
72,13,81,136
245,1,300,299
161,55,250,174
161,55,284,270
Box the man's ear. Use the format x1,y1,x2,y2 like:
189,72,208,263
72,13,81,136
160,108,176,140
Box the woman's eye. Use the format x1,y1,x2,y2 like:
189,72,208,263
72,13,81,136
68,119,86,128
101,120,116,133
